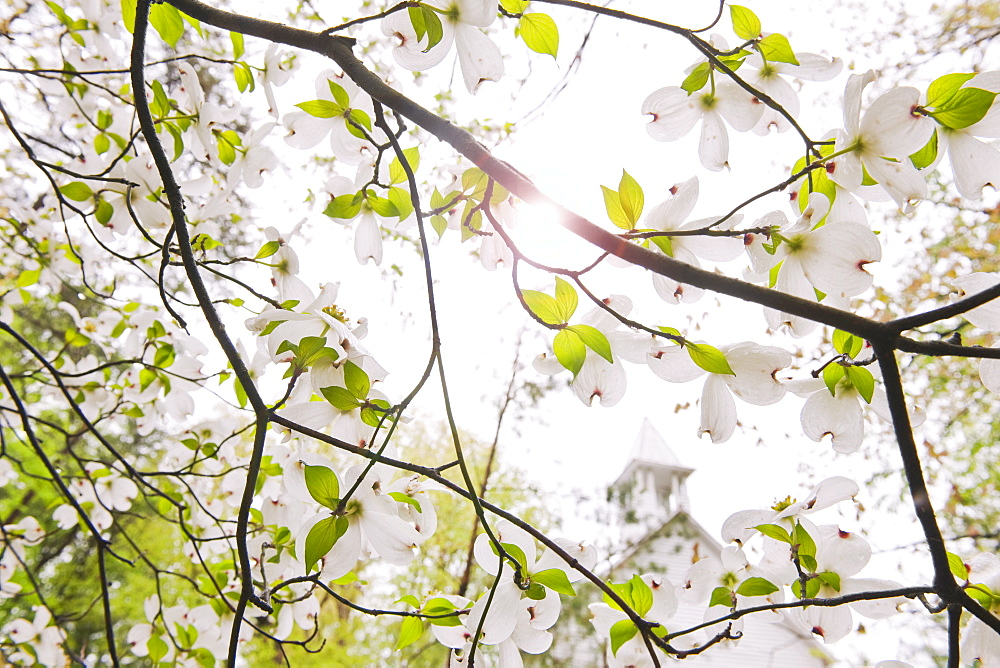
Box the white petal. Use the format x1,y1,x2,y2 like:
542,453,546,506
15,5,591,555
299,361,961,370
862,87,935,158
642,87,701,141
698,110,729,171
354,215,383,265
647,345,705,383
363,510,422,565
699,374,737,443
800,390,864,453
947,131,1000,199
842,578,905,618
645,176,699,232
722,342,791,406
801,222,881,297
456,25,503,94
864,155,928,211
951,273,1000,330
572,356,626,407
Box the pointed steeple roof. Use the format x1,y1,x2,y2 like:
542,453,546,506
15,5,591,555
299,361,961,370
613,418,693,488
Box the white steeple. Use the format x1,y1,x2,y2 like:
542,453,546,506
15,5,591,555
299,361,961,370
610,419,694,544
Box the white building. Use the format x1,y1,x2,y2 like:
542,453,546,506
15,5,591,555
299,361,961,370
553,419,831,666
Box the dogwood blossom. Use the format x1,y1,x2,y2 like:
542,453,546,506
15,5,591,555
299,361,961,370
741,51,843,135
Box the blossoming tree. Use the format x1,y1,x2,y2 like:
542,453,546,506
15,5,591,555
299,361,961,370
2,0,1000,665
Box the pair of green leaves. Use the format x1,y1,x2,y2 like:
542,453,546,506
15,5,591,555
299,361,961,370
295,80,373,140
320,360,392,428
756,520,839,598
823,329,875,403
601,170,644,231
522,278,613,376
275,335,341,374
925,72,998,130
395,595,465,650
707,576,779,608
603,575,667,655
302,464,350,572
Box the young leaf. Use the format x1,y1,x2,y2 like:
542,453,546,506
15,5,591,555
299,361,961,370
791,521,817,559
757,33,799,65
230,31,244,59
816,571,841,592
686,343,735,375
517,13,559,58
408,5,444,52
618,170,644,226
60,181,93,202
389,491,423,514
324,193,363,219
328,80,351,109
295,99,344,118
567,324,613,364
755,523,791,543
553,328,586,376
601,184,632,230
149,2,184,47
729,5,761,40
948,552,970,580
304,515,341,572
304,464,340,509
832,329,863,358
681,62,711,94
389,147,421,185
846,366,875,403
553,277,578,321
930,87,997,129
926,72,976,109
522,290,564,325
321,386,362,411
909,130,938,170
344,360,371,400
736,577,779,597
709,586,734,608
255,240,281,260
628,574,653,616
609,619,638,656
396,616,424,650
532,568,576,597
822,363,845,396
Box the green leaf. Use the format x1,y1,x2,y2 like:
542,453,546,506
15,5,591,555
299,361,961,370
553,277,578,321
729,5,761,40
736,577,779,597
388,186,414,221
234,61,255,93
709,585,734,608
147,633,168,663
304,515,343,572
366,193,398,218
60,181,93,202
517,13,559,58
948,551,970,580
553,328,586,377
822,363,845,396
408,5,445,52
304,464,340,509
567,324,613,364
397,594,421,609
618,170,644,226
328,80,351,109
832,330,863,357
121,0,137,32
686,343,734,375
525,582,546,600
609,619,638,656
817,571,841,592
930,87,997,129
846,366,875,403
755,523,791,543
397,616,424,650
94,133,110,154
344,360,371,400
792,576,821,599
532,568,576,597
16,268,40,288
324,193,363,219
230,31,245,59
498,541,528,571
909,129,938,170
389,147,421,185
500,0,529,12
321,386,362,411
628,574,653,616
149,2,185,47
601,185,631,230
389,491,422,514
926,72,976,109
522,290,564,325
255,240,281,259
681,61,711,94
295,99,344,119
757,33,798,65
791,521,817,559
346,109,373,139
153,343,175,368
